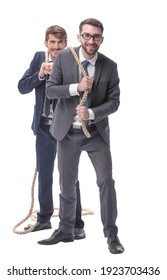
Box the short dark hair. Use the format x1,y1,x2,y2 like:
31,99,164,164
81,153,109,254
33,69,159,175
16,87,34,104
79,18,104,34
45,25,67,41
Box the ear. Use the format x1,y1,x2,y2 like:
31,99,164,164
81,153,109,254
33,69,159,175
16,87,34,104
77,34,81,43
44,40,48,48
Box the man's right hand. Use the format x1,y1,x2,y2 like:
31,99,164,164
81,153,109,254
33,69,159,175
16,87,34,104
77,76,93,93
39,62,53,79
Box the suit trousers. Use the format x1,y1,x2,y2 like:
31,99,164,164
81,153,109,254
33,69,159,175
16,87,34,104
36,122,57,222
36,121,84,228
57,127,118,237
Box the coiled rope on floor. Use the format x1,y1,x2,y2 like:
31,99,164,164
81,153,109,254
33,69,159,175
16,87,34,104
12,167,94,235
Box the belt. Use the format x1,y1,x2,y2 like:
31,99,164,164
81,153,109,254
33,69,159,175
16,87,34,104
69,124,97,134
41,117,52,125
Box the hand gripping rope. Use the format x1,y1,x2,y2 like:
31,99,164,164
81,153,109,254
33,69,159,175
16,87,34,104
68,46,92,138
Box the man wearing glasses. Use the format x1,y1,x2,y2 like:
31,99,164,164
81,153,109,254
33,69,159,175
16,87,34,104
38,18,125,255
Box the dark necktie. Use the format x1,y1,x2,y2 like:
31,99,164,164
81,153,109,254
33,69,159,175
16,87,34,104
81,60,90,107
81,60,90,127
81,60,89,77
43,59,53,117
43,74,51,117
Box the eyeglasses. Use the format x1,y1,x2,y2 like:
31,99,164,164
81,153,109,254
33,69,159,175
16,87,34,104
81,33,103,42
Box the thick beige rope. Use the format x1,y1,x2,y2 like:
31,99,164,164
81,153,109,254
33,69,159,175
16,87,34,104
30,208,94,221
12,167,37,234
13,49,93,235
12,167,94,235
68,46,92,138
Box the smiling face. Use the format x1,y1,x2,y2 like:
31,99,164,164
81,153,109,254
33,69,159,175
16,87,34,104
45,34,67,61
77,24,104,59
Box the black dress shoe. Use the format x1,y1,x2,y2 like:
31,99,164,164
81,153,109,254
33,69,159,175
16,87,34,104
107,235,125,254
24,222,51,232
74,228,86,239
38,229,74,245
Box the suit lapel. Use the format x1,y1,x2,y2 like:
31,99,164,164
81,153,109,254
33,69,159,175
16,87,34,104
69,47,80,82
90,54,103,97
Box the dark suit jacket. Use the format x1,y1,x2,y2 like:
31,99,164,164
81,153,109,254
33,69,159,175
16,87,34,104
18,51,56,135
46,46,120,146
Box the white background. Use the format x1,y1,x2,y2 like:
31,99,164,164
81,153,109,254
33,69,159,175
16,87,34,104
1,0,167,279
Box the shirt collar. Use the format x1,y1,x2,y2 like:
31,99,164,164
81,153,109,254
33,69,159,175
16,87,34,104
79,47,98,66
48,53,54,62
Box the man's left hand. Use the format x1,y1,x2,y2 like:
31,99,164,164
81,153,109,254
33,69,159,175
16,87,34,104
76,104,89,121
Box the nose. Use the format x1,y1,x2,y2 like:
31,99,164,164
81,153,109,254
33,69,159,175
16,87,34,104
53,42,59,49
88,37,96,43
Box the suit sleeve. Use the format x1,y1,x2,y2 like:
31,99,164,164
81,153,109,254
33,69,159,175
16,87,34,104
91,63,120,123
18,52,45,94
46,52,71,99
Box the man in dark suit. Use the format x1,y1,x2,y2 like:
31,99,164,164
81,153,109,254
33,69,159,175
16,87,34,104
38,19,124,254
18,25,85,239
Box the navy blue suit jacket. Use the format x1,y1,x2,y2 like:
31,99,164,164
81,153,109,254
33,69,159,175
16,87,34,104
18,51,56,134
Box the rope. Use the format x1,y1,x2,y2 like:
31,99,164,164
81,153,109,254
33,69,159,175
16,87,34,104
12,167,37,234
68,46,91,138
30,208,94,221
12,168,94,235
13,49,93,235
13,51,49,234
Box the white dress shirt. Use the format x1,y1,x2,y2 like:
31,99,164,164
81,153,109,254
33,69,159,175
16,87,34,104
70,49,97,127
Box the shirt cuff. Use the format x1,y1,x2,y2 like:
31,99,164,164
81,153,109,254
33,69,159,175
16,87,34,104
38,73,45,80
69,84,80,96
88,109,95,120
